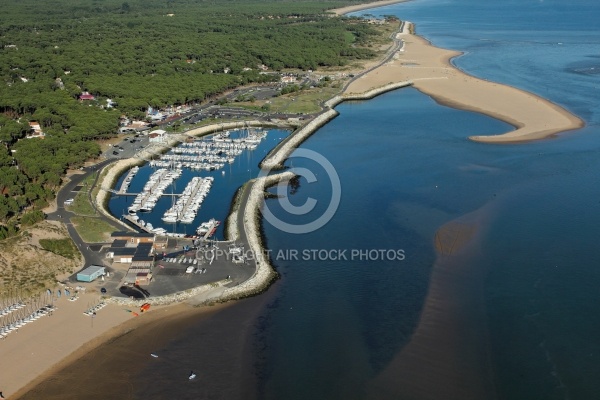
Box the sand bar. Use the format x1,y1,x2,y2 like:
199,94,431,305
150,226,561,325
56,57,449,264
345,22,584,142
367,208,497,399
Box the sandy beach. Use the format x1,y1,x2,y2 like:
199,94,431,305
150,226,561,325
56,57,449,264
1,292,131,397
7,295,226,399
13,288,276,400
331,0,409,16
344,23,584,142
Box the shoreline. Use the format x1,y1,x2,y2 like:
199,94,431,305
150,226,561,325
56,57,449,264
343,21,584,142
331,0,410,16
10,2,587,397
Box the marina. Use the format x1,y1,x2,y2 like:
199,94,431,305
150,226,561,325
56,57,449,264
109,128,290,239
162,177,214,224
127,168,181,214
148,128,267,171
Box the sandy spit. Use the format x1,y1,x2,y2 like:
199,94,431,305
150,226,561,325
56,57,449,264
344,22,584,142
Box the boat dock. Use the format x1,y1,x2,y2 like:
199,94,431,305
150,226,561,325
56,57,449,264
197,219,220,240
122,215,154,233
179,178,211,221
118,166,139,194
128,168,181,213
203,222,218,239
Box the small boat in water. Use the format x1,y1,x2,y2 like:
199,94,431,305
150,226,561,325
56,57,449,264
189,371,196,380
151,353,158,358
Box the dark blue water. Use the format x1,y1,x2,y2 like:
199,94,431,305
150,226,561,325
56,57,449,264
249,1,600,399
95,1,600,398
108,129,289,239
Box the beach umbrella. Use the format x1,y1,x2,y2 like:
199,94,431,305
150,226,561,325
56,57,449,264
140,303,151,312
132,312,139,317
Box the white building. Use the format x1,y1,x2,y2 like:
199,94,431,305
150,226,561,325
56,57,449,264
148,129,167,143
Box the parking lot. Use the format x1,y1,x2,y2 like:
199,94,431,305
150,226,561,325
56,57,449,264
90,239,256,299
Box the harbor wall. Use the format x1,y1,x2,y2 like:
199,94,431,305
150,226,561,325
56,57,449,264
96,159,143,230
261,109,340,170
219,171,296,299
261,81,412,170
106,279,230,306
186,120,285,139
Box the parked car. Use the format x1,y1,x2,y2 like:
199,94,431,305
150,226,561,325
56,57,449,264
112,151,119,155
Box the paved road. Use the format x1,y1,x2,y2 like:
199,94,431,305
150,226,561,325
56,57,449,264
46,159,122,269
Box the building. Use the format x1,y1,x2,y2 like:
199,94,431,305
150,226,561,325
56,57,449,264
110,231,154,244
280,75,297,84
79,91,95,101
106,240,154,263
153,236,168,250
148,129,167,143
27,122,45,139
76,265,106,282
107,247,137,263
135,272,153,285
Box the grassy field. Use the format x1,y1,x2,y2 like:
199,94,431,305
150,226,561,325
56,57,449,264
66,173,99,216
70,217,115,243
237,86,342,115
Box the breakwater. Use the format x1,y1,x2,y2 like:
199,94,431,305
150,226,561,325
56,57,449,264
262,81,413,170
106,279,229,306
186,120,286,139
261,109,340,170
219,171,296,299
342,81,413,101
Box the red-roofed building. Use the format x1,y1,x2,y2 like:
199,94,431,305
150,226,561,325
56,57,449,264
79,91,95,101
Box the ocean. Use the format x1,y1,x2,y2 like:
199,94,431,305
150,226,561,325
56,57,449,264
254,0,600,398
22,0,600,399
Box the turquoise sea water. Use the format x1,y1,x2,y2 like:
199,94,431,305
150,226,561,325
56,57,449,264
108,1,600,398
